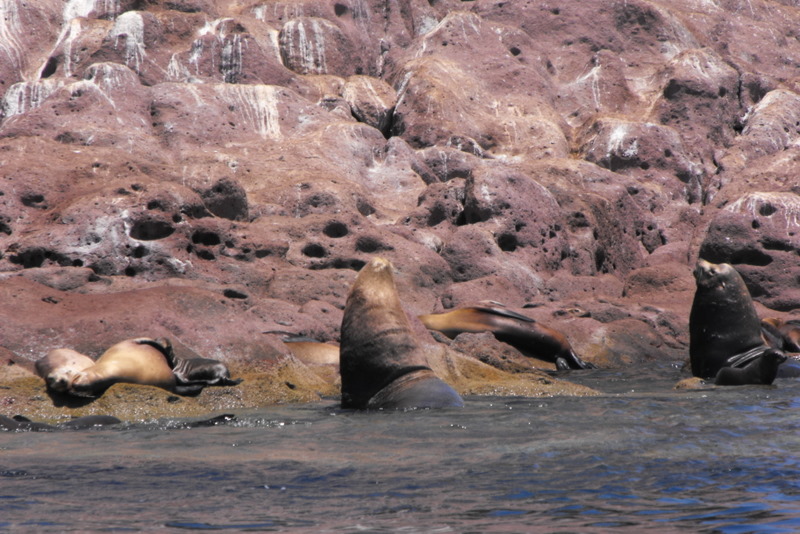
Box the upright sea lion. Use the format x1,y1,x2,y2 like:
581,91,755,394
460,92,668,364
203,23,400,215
157,338,242,396
418,306,595,370
35,348,95,392
339,257,464,410
690,259,785,385
69,338,177,396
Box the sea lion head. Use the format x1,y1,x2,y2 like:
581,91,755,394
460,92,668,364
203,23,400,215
693,259,739,292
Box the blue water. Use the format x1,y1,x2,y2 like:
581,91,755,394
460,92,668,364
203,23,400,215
2,365,800,532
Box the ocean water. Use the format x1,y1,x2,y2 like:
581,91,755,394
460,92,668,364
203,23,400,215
2,365,800,533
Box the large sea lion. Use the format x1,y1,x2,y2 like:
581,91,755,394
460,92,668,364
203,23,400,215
690,259,786,385
339,257,464,410
35,348,95,392
69,338,177,396
418,305,595,370
157,338,242,396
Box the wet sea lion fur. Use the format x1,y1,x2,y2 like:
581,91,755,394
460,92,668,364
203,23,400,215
339,257,463,410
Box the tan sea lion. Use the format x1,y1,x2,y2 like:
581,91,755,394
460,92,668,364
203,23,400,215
418,305,595,370
69,338,177,396
35,348,95,392
339,257,463,410
283,340,340,366
690,259,786,385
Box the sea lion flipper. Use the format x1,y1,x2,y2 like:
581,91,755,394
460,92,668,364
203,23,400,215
565,351,597,370
472,306,536,323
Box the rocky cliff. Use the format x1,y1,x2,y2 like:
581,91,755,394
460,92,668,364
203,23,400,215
2,0,800,379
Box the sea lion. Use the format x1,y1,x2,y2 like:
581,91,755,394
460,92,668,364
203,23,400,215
760,318,800,377
761,318,800,352
339,257,464,410
714,349,787,386
35,348,95,392
156,338,242,396
418,305,595,370
69,338,177,396
690,259,785,384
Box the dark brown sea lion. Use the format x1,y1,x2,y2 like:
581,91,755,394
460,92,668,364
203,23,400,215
418,305,595,370
714,349,787,386
339,257,464,410
69,338,177,396
35,348,95,392
690,259,785,384
158,338,242,396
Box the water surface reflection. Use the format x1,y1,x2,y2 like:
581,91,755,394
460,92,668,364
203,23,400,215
2,365,800,532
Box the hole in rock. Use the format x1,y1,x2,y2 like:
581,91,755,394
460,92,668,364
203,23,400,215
334,3,348,16
192,230,221,246
302,243,326,258
124,267,136,277
196,249,215,260
223,289,248,299
129,220,175,240
21,193,45,207
356,236,385,253
497,233,518,252
40,57,58,79
323,221,349,238
759,203,777,217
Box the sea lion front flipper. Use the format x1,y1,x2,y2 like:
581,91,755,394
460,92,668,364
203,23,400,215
365,370,464,410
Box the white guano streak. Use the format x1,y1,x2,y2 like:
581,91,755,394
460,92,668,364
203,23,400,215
1,79,62,120
110,11,145,72
0,0,23,68
218,85,281,140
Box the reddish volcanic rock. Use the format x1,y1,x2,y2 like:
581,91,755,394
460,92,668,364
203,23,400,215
3,0,800,406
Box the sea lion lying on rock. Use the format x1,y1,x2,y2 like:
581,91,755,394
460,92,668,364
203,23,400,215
339,257,464,410
70,338,178,396
690,259,786,385
419,305,595,370
39,338,241,397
